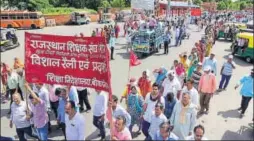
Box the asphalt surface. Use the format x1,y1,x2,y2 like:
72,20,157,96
1,23,253,140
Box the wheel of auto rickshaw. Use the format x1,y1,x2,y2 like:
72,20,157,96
246,57,252,63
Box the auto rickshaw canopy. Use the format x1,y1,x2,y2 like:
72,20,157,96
237,32,254,48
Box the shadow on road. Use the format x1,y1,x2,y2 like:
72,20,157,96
221,126,253,140
116,52,129,59
48,124,65,139
153,53,166,56
85,129,100,140
224,48,232,52
0,108,10,118
217,109,240,119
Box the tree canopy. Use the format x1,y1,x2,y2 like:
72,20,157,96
1,0,252,11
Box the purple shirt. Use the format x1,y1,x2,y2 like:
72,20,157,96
31,100,48,128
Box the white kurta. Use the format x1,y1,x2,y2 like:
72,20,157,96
170,102,197,140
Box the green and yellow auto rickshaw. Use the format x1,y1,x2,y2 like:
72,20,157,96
231,32,254,63
217,23,247,41
0,28,20,52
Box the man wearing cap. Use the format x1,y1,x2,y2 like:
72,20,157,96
198,66,216,115
202,53,217,76
162,71,182,100
218,55,236,92
235,69,254,118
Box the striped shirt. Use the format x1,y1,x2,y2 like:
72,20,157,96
191,70,202,89
222,62,234,76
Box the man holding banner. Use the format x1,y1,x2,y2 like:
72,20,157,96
24,32,113,140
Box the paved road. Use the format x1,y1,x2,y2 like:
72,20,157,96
1,23,253,140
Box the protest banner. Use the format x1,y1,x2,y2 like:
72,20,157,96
191,8,201,16
25,32,111,93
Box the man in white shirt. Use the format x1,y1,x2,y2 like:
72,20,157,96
7,68,20,111
162,71,182,99
185,124,208,140
148,103,168,140
10,93,38,141
16,68,26,100
142,83,165,138
93,90,108,140
181,79,199,108
65,101,85,140
175,26,180,46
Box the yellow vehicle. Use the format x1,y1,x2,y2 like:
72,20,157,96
231,32,254,63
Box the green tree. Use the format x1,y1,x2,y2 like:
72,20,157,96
111,0,125,8
27,0,52,11
48,0,61,7
217,1,226,10
193,0,202,6
239,1,247,10
100,0,111,8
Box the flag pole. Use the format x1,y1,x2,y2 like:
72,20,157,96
127,62,131,83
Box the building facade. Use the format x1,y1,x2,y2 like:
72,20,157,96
157,0,199,16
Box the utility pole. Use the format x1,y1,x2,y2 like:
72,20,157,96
166,0,171,21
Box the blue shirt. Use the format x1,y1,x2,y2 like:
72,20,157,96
222,62,235,76
164,32,171,42
155,68,168,86
109,37,116,48
203,57,217,75
238,75,253,97
164,98,176,119
69,86,79,112
57,97,66,123
153,131,179,140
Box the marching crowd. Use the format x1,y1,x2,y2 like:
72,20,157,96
1,15,253,141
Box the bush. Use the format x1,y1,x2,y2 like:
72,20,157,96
42,7,97,15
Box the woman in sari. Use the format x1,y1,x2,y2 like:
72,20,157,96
13,58,24,69
187,60,198,80
153,66,167,88
138,70,152,99
120,78,141,104
127,86,144,136
172,60,186,87
1,62,9,103
187,49,199,79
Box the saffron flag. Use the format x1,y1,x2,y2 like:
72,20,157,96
129,51,141,66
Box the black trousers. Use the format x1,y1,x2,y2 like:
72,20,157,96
111,47,114,59
50,101,59,118
164,41,169,54
93,115,106,138
59,122,66,140
47,111,52,131
78,89,91,111
16,126,38,141
240,96,252,114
